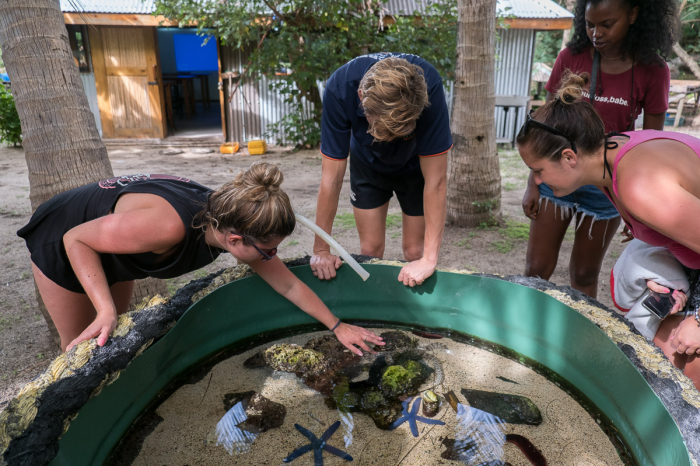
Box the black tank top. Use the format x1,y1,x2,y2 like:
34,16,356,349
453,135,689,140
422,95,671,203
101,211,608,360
17,174,222,293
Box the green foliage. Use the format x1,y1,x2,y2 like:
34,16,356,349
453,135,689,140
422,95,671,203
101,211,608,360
486,219,530,254
334,211,403,230
680,0,700,55
490,239,513,253
154,0,458,148
534,30,564,66
455,237,472,249
334,212,356,229
385,213,402,228
533,0,568,66
472,199,497,214
500,219,529,240
0,84,22,146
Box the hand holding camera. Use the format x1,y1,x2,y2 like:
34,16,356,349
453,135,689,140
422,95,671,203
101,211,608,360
643,280,688,319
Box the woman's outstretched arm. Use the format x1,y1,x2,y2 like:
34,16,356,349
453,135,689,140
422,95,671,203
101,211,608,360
252,257,384,356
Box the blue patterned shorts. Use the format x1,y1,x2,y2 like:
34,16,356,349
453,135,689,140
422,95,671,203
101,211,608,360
538,183,620,221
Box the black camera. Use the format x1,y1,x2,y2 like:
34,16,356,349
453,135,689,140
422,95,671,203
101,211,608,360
641,289,676,319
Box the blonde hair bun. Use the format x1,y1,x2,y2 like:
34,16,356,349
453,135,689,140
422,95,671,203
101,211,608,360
234,162,284,202
196,161,295,242
556,71,590,104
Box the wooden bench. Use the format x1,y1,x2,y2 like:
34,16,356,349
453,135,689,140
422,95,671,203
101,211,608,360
667,79,700,127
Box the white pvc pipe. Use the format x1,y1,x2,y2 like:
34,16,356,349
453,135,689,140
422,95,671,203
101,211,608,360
295,213,370,281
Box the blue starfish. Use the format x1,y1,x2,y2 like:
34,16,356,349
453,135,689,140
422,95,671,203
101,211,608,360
283,421,353,465
390,397,446,437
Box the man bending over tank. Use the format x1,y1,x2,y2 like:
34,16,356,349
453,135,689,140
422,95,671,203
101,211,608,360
310,53,453,287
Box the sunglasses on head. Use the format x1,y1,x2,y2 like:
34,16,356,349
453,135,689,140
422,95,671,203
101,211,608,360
232,232,278,262
522,109,577,153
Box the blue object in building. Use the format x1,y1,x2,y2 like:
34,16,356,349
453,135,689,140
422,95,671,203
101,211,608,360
173,34,218,73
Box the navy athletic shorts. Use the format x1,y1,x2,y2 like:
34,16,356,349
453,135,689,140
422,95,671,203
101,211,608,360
349,152,425,216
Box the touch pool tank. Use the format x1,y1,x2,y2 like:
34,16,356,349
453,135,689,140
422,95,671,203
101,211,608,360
10,263,698,465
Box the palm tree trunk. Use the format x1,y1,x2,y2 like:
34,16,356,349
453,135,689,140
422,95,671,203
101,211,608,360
447,0,500,227
0,0,113,207
0,0,167,346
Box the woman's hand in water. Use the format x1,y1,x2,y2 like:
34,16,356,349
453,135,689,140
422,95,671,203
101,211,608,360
521,183,540,220
66,312,117,352
333,323,384,356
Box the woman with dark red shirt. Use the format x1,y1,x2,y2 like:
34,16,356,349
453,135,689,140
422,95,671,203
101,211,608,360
521,0,679,299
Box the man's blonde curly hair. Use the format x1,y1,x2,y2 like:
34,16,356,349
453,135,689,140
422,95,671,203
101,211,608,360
359,57,430,142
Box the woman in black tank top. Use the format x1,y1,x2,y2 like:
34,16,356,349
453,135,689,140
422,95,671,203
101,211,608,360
18,163,383,354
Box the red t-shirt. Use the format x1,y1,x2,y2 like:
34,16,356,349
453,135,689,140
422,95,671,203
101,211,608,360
545,47,670,133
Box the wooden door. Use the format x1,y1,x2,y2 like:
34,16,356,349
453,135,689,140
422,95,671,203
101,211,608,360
90,26,166,139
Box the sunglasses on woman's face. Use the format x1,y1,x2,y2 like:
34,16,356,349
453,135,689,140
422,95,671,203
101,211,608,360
232,232,278,262
521,109,577,153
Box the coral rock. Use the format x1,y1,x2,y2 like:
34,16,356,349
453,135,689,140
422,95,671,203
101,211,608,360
461,388,542,425
222,391,286,434
263,344,327,375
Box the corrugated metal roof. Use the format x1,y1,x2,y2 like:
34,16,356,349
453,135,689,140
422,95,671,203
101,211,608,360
60,0,572,19
384,0,573,19
60,0,156,14
497,0,573,19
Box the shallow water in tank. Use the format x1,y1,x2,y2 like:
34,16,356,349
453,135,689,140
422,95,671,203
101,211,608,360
111,329,630,466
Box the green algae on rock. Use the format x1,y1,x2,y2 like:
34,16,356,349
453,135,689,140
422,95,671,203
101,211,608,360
361,390,386,410
461,388,542,425
381,360,425,396
263,344,327,375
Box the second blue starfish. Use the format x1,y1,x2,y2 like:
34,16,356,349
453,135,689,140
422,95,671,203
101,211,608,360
390,397,445,437
283,421,353,465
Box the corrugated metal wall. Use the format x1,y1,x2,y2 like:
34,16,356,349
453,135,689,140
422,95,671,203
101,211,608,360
220,30,531,145
79,72,103,137
221,43,316,144
494,28,535,142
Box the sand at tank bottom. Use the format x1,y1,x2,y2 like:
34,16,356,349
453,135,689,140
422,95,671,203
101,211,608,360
123,330,624,466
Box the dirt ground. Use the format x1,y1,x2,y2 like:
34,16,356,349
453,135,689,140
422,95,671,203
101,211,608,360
1,132,694,410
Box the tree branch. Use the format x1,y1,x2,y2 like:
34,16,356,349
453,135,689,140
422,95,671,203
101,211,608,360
262,0,298,26
673,42,700,80
228,29,270,103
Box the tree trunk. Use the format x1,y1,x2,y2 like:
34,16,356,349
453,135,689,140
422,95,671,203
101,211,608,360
673,42,700,81
0,0,167,346
447,0,500,227
560,0,576,51
0,0,113,207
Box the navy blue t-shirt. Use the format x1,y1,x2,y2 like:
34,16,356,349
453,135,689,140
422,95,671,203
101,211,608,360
320,53,453,175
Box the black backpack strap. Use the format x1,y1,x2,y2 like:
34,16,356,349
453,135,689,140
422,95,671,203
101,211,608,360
590,49,600,106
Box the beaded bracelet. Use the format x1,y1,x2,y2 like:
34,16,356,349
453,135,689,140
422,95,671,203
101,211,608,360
331,319,342,331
